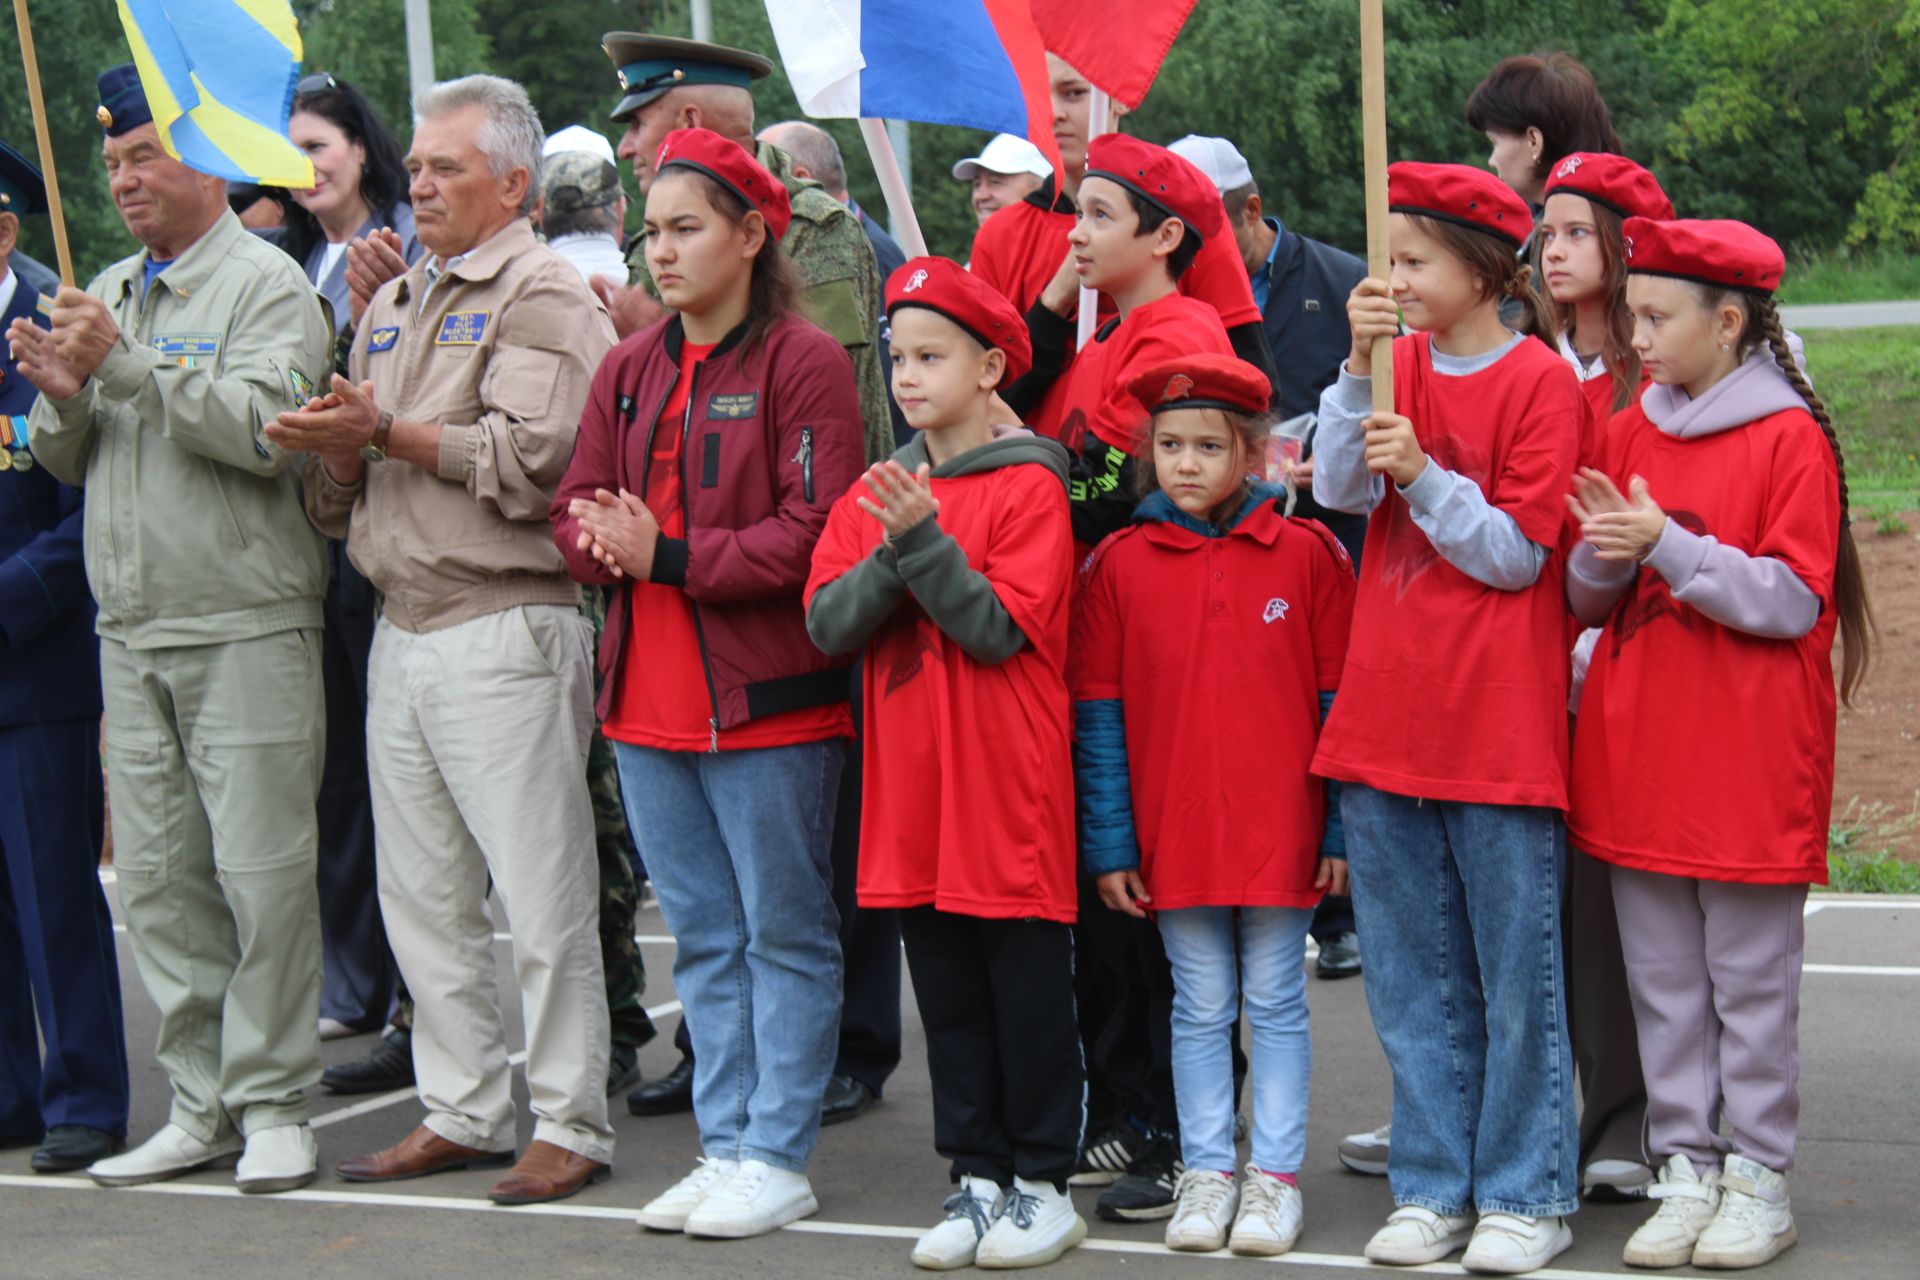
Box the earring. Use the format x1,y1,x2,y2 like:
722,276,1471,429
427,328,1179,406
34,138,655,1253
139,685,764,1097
1721,342,1731,352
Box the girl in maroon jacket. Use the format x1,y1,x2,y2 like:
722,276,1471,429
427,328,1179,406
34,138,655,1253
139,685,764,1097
549,128,863,1241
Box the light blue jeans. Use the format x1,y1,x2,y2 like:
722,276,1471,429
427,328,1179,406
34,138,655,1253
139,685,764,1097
1157,906,1314,1175
613,739,845,1172
1342,784,1578,1217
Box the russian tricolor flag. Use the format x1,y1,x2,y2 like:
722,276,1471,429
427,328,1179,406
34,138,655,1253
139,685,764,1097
765,0,1061,179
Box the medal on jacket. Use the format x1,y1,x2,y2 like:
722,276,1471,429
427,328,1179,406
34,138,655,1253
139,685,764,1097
3,414,32,472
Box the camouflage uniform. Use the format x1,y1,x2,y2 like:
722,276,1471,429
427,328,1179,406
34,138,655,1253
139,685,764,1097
626,140,894,466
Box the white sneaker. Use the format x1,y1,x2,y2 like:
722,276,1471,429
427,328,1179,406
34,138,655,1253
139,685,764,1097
87,1123,244,1187
1623,1153,1720,1268
975,1177,1088,1269
1692,1155,1796,1269
684,1159,818,1239
1338,1122,1390,1176
1584,1157,1655,1200
637,1156,738,1232
235,1123,317,1194
1364,1205,1475,1265
1164,1168,1238,1252
1461,1213,1573,1274
1229,1165,1303,1257
911,1176,1004,1270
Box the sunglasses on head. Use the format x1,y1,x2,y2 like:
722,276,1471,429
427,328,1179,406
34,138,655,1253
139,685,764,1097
295,72,338,96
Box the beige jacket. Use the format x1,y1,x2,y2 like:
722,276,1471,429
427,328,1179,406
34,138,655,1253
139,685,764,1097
306,219,614,633
30,209,332,648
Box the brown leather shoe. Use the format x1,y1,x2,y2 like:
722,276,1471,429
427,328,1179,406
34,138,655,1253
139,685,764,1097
334,1124,515,1183
488,1139,611,1205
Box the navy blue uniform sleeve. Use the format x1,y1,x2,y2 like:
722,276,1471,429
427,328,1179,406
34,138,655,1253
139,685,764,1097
0,482,88,651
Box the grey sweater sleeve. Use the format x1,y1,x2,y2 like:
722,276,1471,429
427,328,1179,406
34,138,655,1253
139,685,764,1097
1642,518,1821,639
1398,459,1550,590
805,543,910,655
1310,366,1387,516
890,515,1028,664
1566,543,1637,627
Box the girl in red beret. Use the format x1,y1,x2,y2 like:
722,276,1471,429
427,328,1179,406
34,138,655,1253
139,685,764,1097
1565,218,1874,1271
1310,160,1585,1273
550,128,866,1241
1072,353,1355,1258
806,257,1087,1270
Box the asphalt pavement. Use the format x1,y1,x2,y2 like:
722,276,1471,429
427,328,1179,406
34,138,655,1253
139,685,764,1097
1,883,1914,1280
1779,300,1920,330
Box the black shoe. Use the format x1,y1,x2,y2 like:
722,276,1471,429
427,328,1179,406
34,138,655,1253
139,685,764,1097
820,1074,876,1127
0,1131,44,1151
1069,1120,1141,1187
31,1125,124,1173
1315,930,1362,979
606,1042,643,1097
626,1053,694,1116
322,1026,416,1095
1095,1130,1182,1221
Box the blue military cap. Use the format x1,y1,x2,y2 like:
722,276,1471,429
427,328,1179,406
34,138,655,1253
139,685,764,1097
600,33,772,123
0,139,48,216
96,62,155,138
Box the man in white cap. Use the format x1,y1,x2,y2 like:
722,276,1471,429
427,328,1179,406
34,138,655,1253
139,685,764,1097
539,126,629,286
951,132,1052,224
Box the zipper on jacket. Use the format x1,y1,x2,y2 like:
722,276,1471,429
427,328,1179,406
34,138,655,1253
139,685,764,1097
677,358,725,752
794,428,815,503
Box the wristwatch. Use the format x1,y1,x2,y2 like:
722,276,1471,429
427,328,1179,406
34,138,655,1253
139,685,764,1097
360,410,394,462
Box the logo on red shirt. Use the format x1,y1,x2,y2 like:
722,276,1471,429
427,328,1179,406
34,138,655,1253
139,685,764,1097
1263,597,1290,623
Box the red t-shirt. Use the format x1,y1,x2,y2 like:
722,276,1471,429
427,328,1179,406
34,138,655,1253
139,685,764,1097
804,451,1078,921
1073,504,1356,909
605,340,852,750
970,192,1261,440
1310,333,1581,809
1053,292,1235,455
1569,405,1839,884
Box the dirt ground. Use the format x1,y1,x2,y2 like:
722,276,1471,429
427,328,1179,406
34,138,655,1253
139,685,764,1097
1833,513,1920,856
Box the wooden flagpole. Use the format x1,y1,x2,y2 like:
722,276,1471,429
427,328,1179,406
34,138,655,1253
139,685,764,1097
859,117,927,259
12,0,74,286
1359,0,1392,411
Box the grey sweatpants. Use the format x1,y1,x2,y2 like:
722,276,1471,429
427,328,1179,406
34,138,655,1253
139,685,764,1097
1610,866,1806,1173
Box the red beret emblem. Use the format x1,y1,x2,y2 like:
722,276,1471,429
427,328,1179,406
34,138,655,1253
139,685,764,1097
903,268,929,293
1555,155,1583,179
1162,373,1194,401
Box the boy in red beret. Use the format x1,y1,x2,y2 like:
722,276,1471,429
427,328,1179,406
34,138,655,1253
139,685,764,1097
805,257,1087,1270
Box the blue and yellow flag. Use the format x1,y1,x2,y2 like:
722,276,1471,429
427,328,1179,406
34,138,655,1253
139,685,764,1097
115,0,313,188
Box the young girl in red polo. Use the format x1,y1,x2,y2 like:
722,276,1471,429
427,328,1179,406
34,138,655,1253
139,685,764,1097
1073,353,1354,1257
550,128,864,1241
1311,162,1583,1274
1566,219,1873,1271
806,257,1086,1271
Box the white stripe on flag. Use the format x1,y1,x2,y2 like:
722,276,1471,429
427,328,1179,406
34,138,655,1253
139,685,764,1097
765,0,866,118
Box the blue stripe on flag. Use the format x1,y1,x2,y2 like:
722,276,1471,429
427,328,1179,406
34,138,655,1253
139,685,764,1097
124,0,300,139
857,0,1029,135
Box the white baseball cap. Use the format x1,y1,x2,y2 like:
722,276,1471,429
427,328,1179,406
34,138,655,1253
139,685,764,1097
1169,135,1254,193
952,133,1054,181
543,124,617,166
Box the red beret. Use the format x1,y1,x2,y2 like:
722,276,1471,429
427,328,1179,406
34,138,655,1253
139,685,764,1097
654,127,792,241
1623,217,1784,295
886,256,1032,386
1127,352,1271,416
1543,153,1674,221
1389,161,1532,249
1084,134,1226,245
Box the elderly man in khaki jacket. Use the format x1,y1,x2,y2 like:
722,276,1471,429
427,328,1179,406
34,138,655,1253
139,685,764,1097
266,74,617,1206
10,64,333,1196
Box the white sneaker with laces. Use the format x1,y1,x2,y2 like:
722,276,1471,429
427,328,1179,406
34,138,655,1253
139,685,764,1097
1164,1168,1238,1252
1229,1165,1303,1257
1460,1212,1573,1274
87,1123,244,1187
911,1176,1004,1270
1338,1122,1391,1176
235,1123,317,1194
1692,1154,1796,1269
975,1177,1088,1269
684,1159,818,1239
637,1156,738,1232
1364,1204,1476,1265
1623,1153,1720,1268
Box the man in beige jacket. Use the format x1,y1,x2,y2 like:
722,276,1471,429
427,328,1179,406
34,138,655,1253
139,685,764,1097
266,74,617,1206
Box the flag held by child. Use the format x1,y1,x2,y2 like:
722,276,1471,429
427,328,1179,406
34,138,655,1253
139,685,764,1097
113,0,313,187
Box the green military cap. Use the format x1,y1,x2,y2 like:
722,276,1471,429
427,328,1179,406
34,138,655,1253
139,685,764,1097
0,139,49,216
600,32,773,124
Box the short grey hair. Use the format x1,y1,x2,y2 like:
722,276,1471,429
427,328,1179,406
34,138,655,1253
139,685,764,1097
416,75,545,214
762,120,847,196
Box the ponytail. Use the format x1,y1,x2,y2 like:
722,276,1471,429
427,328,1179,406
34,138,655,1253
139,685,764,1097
1503,262,1558,347
1744,295,1876,704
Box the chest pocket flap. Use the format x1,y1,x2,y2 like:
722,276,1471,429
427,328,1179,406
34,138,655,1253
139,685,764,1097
481,346,565,422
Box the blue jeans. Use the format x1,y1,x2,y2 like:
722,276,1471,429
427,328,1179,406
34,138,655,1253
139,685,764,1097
1157,906,1314,1175
613,739,846,1172
1342,785,1578,1217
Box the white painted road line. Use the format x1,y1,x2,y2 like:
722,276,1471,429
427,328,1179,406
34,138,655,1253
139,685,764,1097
1804,963,1920,977
0,1173,1637,1278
